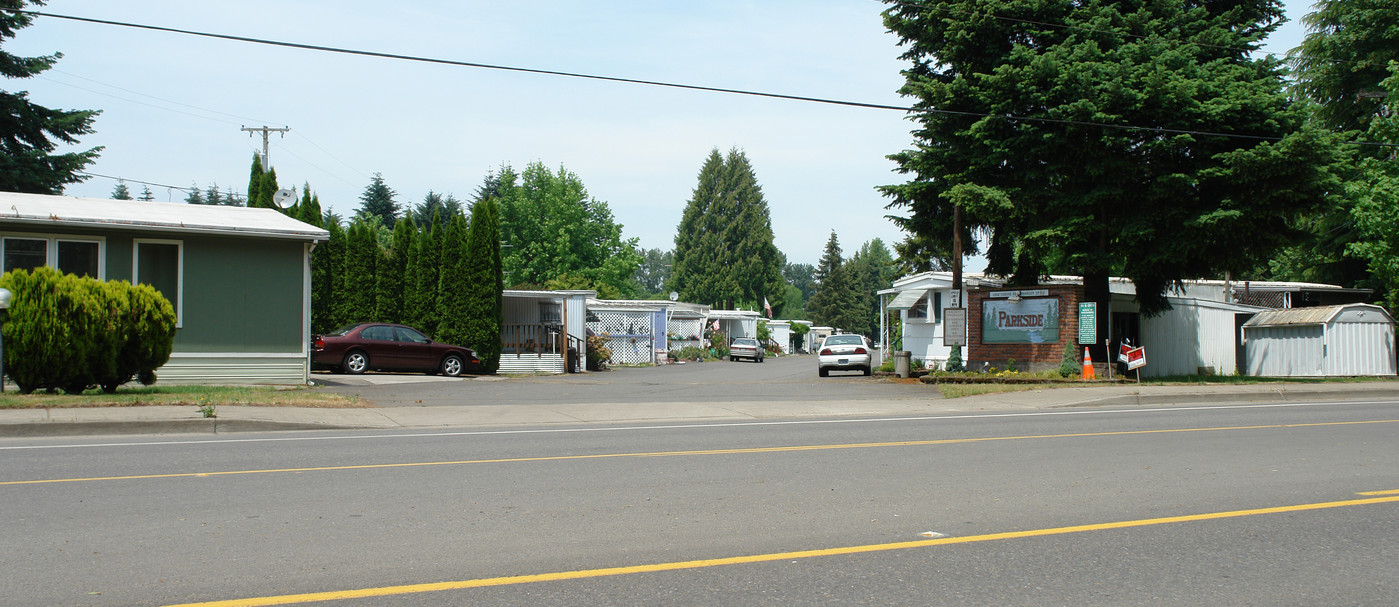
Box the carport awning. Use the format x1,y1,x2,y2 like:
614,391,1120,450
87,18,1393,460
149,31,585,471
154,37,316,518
886,289,927,310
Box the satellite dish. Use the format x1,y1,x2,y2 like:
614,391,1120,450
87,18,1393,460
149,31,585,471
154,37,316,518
669,291,679,301
272,189,296,209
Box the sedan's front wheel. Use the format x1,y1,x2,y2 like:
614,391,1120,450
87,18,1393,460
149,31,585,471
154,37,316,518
343,351,369,375
441,354,465,377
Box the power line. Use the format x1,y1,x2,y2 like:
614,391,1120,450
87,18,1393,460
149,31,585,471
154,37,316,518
79,172,195,193
49,68,284,125
14,9,906,112
10,8,1394,150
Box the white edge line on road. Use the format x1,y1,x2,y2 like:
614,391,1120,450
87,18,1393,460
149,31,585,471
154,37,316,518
3,399,1397,451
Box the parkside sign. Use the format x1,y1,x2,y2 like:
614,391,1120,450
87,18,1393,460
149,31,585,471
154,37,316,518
983,298,1059,344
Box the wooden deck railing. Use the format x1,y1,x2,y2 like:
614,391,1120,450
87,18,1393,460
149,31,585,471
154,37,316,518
502,324,567,356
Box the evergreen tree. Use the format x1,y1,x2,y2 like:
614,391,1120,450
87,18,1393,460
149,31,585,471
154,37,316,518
671,148,784,311
357,173,399,225
257,167,278,210
246,153,264,208
411,191,464,228
1268,0,1399,304
404,212,443,335
1290,0,1399,137
312,218,345,334
473,164,512,204
0,1,102,194
294,183,323,226
183,183,204,205
137,185,154,201
808,232,859,331
880,0,1338,348
338,220,379,323
846,239,898,339
464,197,504,373
434,213,472,345
110,180,132,200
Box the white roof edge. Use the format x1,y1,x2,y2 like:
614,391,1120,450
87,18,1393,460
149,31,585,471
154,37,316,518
0,191,328,241
504,289,597,298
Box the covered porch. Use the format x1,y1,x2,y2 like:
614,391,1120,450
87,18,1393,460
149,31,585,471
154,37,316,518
501,289,594,374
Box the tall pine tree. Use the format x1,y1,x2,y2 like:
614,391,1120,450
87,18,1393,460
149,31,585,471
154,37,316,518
357,173,400,225
808,231,859,332
434,212,472,345
464,197,504,373
671,148,785,311
0,1,102,194
246,153,264,208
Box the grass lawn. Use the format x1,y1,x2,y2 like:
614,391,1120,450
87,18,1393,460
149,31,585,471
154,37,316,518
0,385,369,409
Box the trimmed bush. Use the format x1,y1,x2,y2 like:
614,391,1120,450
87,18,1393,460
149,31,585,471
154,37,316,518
0,268,176,394
100,280,177,392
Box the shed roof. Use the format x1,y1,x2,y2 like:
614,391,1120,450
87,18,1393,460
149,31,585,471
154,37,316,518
0,191,328,241
1242,304,1394,328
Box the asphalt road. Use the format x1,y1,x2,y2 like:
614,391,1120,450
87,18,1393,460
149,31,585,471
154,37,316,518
3,396,1397,606
313,352,929,407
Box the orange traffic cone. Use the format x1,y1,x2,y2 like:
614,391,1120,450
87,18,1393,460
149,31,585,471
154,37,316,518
1082,347,1095,380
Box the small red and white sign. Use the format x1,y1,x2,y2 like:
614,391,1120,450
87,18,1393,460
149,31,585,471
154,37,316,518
1125,346,1146,370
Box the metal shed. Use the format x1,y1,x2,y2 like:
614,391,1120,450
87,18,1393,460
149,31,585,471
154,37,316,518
1242,304,1396,377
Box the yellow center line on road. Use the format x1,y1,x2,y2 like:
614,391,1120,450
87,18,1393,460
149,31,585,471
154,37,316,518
163,492,1399,607
5,418,1398,487
1358,489,1399,496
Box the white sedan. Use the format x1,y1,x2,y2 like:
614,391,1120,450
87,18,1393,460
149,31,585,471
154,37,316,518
817,334,872,377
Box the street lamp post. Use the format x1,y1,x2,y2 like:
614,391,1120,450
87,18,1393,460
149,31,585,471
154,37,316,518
0,287,10,392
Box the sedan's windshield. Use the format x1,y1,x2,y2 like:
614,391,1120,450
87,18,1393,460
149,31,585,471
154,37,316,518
732,339,757,347
824,335,863,346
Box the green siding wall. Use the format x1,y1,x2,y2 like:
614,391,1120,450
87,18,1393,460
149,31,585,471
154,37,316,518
179,236,305,353
1,225,309,355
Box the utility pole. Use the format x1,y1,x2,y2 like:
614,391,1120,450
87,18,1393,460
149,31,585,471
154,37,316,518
240,125,290,168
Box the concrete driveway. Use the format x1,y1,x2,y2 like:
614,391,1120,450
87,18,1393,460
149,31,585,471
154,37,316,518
314,353,933,407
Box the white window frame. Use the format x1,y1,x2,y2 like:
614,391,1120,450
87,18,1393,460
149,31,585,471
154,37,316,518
1,232,106,279
133,238,184,328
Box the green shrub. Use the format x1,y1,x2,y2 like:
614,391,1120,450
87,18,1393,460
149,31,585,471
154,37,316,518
1057,340,1079,377
100,280,176,392
0,268,176,394
585,333,612,370
671,346,714,361
945,344,964,373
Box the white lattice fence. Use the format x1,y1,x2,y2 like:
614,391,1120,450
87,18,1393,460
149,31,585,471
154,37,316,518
587,311,654,365
667,318,704,351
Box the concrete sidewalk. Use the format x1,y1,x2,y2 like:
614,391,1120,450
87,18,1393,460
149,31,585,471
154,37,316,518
2,381,1398,438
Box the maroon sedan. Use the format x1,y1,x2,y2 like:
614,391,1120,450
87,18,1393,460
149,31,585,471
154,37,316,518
312,323,481,376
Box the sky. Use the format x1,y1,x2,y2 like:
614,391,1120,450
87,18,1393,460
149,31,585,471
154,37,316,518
10,1,1314,267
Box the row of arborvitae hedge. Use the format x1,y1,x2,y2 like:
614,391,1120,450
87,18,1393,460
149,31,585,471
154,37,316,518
0,267,177,394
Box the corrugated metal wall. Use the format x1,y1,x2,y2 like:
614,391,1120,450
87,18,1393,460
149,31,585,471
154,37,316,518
1323,321,1397,375
1140,302,1241,377
498,353,564,374
1245,325,1324,377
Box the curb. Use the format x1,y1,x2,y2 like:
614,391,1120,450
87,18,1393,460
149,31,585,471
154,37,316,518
1053,388,1399,409
0,419,358,438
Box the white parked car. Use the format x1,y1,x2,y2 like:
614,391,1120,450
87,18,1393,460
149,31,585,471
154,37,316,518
729,337,765,362
817,334,872,377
